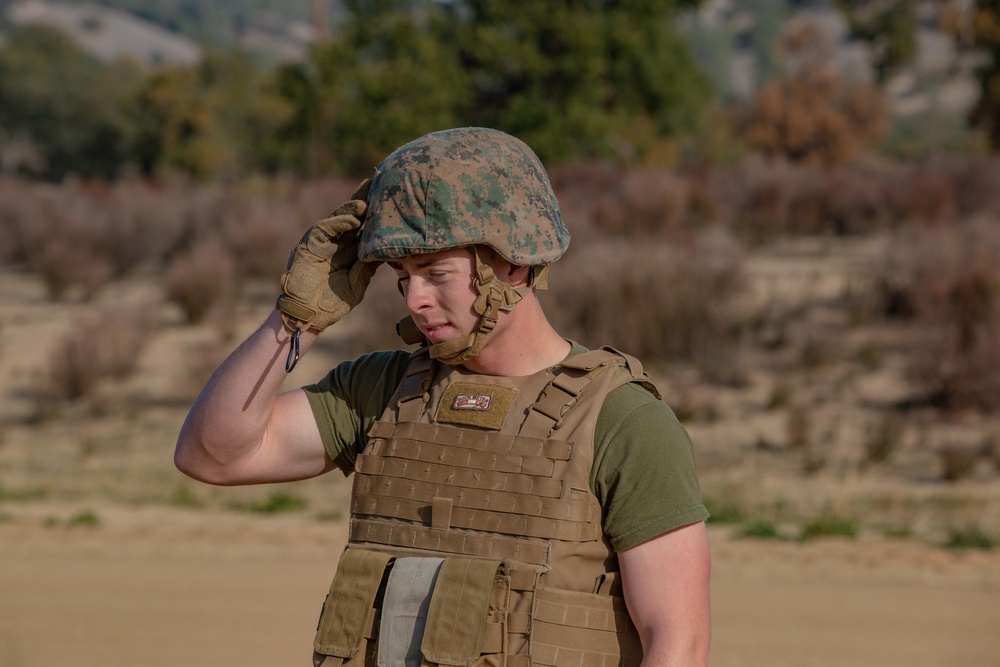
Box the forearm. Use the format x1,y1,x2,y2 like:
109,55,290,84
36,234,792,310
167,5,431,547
174,309,318,481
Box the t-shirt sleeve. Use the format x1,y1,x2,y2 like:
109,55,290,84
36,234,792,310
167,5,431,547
593,382,709,552
302,350,411,475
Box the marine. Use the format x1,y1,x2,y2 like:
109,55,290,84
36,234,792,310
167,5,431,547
176,127,711,667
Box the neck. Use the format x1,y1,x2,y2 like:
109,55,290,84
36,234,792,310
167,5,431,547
459,294,570,376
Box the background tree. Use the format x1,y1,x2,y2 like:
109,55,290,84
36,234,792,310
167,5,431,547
274,0,713,173
275,0,470,176
836,0,918,83
134,50,293,179
740,21,889,164
967,0,1000,149
0,25,144,179
448,0,712,164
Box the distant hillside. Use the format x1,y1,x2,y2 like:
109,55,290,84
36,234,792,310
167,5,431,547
3,0,345,64
8,0,199,67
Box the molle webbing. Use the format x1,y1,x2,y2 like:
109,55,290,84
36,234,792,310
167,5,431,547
350,518,551,566
392,346,658,433
531,587,643,667
355,421,602,543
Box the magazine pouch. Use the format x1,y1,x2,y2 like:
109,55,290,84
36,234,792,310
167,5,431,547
314,549,396,667
421,557,509,667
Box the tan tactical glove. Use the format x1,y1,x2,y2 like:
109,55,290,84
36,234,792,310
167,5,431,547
276,179,377,338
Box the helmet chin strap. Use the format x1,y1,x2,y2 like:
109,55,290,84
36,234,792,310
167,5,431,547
395,247,548,364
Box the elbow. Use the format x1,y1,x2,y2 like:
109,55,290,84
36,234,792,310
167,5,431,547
174,436,235,486
641,634,710,667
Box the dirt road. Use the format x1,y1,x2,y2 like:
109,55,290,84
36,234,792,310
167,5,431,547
2,507,997,667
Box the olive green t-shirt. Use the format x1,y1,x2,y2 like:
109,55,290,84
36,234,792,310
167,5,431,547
303,347,708,552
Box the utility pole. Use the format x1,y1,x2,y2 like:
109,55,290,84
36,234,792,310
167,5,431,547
312,0,328,44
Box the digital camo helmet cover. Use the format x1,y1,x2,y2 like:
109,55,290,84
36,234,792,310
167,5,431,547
359,127,570,265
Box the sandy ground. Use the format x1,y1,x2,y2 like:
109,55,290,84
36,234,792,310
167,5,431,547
2,507,998,667
1,247,999,667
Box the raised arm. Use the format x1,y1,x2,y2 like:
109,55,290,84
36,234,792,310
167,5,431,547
174,311,330,485
175,182,376,486
619,521,712,667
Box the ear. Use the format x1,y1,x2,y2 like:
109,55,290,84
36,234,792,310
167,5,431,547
505,262,532,288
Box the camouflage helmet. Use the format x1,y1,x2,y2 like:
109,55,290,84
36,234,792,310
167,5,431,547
359,127,570,265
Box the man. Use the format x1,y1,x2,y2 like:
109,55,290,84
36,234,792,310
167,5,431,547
175,127,710,667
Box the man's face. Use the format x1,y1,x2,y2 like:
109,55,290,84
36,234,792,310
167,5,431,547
389,248,481,345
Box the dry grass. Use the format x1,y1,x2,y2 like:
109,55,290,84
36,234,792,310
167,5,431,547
1,157,998,545
546,229,748,383
33,304,160,416
165,237,237,324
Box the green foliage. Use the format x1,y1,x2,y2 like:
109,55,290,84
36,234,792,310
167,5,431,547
836,0,918,83
170,484,203,508
234,490,308,514
705,501,744,525
301,6,471,174
800,513,858,541
275,0,713,173
736,519,783,540
449,0,712,164
945,525,995,550
0,481,48,501
968,0,1000,150
67,509,102,527
135,50,294,178
2,3,713,178
0,25,145,179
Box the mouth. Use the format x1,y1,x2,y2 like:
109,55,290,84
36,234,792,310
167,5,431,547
421,322,450,341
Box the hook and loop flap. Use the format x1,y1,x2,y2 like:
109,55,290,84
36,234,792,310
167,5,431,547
314,549,395,659
421,557,507,666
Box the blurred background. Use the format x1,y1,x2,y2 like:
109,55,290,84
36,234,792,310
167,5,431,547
0,1,998,666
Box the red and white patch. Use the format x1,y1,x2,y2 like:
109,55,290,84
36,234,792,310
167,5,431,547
453,393,492,411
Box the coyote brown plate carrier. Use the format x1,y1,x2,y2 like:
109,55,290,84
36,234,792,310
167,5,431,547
313,347,657,667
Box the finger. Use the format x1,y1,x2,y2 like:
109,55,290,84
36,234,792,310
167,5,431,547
350,178,372,202
331,199,367,219
312,213,362,238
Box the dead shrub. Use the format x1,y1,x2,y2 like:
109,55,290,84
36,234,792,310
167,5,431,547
165,237,236,324
100,179,191,277
861,412,904,468
343,267,412,357
220,196,308,281
879,219,1000,411
889,163,956,222
550,163,715,244
709,157,831,243
939,443,980,482
786,406,811,451
739,21,888,165
34,241,113,301
710,156,898,243
35,305,160,411
823,160,894,234
546,229,747,382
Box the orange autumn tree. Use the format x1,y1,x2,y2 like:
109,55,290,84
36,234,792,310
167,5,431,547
741,21,889,164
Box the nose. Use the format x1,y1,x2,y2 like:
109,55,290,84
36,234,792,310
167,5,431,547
404,277,432,312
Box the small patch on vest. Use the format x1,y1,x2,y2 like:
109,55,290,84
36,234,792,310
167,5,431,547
436,382,518,430
453,393,492,411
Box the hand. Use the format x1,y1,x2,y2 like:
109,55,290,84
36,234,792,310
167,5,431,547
276,179,377,333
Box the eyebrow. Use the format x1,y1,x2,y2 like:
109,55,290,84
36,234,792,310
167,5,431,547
389,257,448,272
